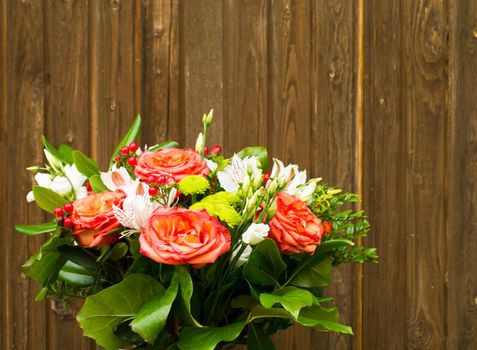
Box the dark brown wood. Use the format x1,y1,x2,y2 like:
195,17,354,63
447,0,477,348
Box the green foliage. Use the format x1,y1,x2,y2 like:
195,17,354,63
243,239,286,287
77,274,164,350
73,150,100,177
148,140,179,151
260,287,314,319
247,324,276,350
177,322,245,350
289,257,332,288
32,186,68,213
15,222,57,236
110,114,142,167
88,174,107,193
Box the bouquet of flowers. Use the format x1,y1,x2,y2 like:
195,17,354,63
17,112,377,350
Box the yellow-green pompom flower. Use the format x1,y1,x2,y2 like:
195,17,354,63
189,201,241,228
202,191,241,206
178,175,210,195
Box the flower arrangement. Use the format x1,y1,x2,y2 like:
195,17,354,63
17,112,378,350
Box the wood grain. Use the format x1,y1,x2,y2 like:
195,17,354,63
447,0,477,348
310,1,359,349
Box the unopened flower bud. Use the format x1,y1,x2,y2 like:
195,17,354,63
266,199,277,218
195,132,205,154
297,181,317,203
26,166,43,173
267,179,278,195
202,109,214,126
44,149,63,174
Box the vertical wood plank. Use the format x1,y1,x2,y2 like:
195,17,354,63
90,0,139,169
447,0,477,348
362,1,407,349
310,1,359,349
43,1,93,348
181,0,223,148
222,0,269,152
268,1,312,348
3,0,48,349
142,0,182,145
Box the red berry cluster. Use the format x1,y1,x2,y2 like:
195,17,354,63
114,142,139,167
54,203,75,228
204,145,222,156
263,172,271,184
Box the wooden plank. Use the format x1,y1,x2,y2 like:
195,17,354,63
403,1,448,348
141,0,181,145
362,1,407,349
222,0,269,151
43,0,93,348
3,0,49,349
268,1,313,348
447,0,477,348
310,1,360,349
181,0,223,148
90,0,139,169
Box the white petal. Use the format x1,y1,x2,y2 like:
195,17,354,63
34,173,53,188
206,159,218,172
64,164,87,190
217,170,239,193
75,186,88,199
100,166,132,192
26,191,35,202
51,176,72,196
231,245,253,267
242,223,270,245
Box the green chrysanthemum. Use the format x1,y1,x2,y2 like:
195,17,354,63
202,191,241,206
178,175,210,195
190,202,241,228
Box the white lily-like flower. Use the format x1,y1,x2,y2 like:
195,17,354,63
51,176,73,196
270,158,310,196
296,180,318,203
113,192,159,231
100,165,134,192
63,164,88,199
242,223,269,245
217,154,261,193
231,245,253,267
206,159,218,173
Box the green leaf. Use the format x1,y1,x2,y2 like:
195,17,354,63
175,266,203,327
58,144,74,164
131,274,179,343
110,114,142,168
89,174,107,193
237,146,269,170
248,305,293,322
243,239,286,286
290,257,332,288
260,287,314,319
77,273,164,350
41,135,65,163
32,186,68,213
247,324,276,350
297,305,353,334
73,150,100,177
15,221,57,236
58,261,95,286
148,140,179,152
58,245,99,271
22,236,71,284
177,322,245,350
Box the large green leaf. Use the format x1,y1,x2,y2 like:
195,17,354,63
15,221,57,236
247,324,276,350
58,261,95,287
237,146,269,170
297,305,353,334
131,274,179,344
260,287,314,319
77,274,164,350
177,322,245,350
73,150,100,177
289,257,332,288
148,140,179,152
174,266,203,327
110,114,142,167
58,245,99,271
32,186,68,213
41,135,66,163
88,174,108,193
243,239,286,286
58,144,74,164
248,305,293,322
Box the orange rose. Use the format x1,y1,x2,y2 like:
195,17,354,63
139,207,231,267
71,191,126,247
269,192,326,254
134,148,209,184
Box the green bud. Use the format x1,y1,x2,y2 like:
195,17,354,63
195,132,205,154
202,109,214,126
44,149,63,174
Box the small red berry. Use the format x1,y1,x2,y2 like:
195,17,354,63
204,146,210,155
127,157,138,166
64,203,74,214
263,172,271,183
211,145,222,156
63,217,74,228
114,155,122,163
120,146,130,156
128,142,139,152
54,207,64,218
85,182,93,191
147,175,156,184
148,186,158,196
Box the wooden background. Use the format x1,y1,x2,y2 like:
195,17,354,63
1,0,476,349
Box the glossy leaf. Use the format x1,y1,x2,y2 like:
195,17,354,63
243,239,286,286
247,324,275,350
73,150,100,177
89,174,107,193
148,140,179,152
110,114,142,167
237,146,269,170
290,257,332,288
15,221,57,236
77,274,164,350
58,144,74,164
131,274,179,343
260,287,314,319
41,135,65,163
175,266,202,327
177,322,245,350
32,186,68,213
297,305,353,334
58,261,95,286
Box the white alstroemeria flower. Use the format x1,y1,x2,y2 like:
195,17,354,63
242,223,269,245
206,159,218,173
231,245,253,267
100,165,134,192
51,176,72,196
296,180,318,203
217,154,261,193
27,170,86,202
270,158,308,196
63,164,88,199
26,173,53,202
113,192,159,231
